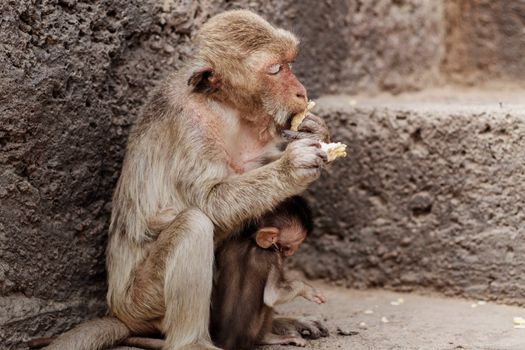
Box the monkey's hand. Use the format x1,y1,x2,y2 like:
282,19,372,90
301,285,326,305
284,113,331,143
297,113,331,143
288,100,330,143
281,139,327,186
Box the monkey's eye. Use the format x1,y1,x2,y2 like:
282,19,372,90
268,64,281,75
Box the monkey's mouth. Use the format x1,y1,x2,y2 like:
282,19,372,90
281,112,297,130
282,115,293,130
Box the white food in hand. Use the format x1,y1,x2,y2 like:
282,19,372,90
290,100,348,162
320,141,347,162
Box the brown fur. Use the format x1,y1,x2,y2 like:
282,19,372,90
210,197,324,350
44,10,329,350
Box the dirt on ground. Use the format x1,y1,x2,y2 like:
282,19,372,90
266,280,525,350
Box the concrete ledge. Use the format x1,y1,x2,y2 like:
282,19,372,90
294,89,525,306
269,281,525,350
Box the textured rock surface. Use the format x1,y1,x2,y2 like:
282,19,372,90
281,0,445,95
443,0,525,85
293,91,525,306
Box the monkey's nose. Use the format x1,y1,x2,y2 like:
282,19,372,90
296,92,306,102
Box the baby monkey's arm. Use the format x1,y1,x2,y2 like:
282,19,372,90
263,266,326,307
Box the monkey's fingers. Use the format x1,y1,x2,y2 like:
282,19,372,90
315,320,330,338
298,114,328,131
297,123,329,143
315,290,327,304
283,130,323,142
27,337,54,348
293,316,329,339
313,294,327,304
122,336,164,349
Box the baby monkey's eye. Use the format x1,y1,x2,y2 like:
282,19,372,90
268,64,281,75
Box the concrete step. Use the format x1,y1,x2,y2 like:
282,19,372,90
266,281,525,350
293,88,525,306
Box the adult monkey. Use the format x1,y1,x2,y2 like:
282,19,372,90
43,9,329,350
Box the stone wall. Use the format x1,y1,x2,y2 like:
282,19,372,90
292,93,525,306
443,0,525,85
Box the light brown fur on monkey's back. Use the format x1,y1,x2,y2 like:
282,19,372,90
105,73,220,324
211,237,280,350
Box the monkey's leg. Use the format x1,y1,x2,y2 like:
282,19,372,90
272,316,329,340
132,208,220,350
41,317,130,350
260,333,306,347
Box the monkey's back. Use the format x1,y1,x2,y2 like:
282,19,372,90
211,237,278,350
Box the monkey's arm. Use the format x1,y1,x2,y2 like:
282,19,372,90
194,140,325,238
263,267,326,307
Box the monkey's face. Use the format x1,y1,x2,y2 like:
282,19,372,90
275,226,306,257
258,55,308,128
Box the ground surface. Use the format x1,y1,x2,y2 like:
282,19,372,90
267,281,525,350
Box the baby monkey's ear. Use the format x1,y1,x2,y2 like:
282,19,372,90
255,227,280,249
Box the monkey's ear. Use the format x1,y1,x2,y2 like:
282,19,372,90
187,67,221,93
255,227,280,249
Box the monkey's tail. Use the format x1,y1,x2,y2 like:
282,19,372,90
41,317,131,350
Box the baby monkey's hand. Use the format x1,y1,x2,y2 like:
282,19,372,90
302,285,327,305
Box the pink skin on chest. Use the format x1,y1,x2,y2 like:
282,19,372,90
195,105,275,174
226,121,271,173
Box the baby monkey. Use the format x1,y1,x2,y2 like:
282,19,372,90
211,196,326,350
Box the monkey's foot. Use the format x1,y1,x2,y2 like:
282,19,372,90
272,316,329,340
261,333,307,347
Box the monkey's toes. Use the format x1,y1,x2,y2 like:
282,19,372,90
294,316,330,339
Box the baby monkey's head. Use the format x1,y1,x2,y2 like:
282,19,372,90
254,196,313,257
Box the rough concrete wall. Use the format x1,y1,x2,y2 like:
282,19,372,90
289,0,445,96
442,0,525,85
292,95,525,306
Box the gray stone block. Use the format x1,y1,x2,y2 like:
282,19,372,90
292,91,525,306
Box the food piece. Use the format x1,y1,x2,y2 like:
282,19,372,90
290,100,316,131
290,100,348,162
513,317,525,329
320,141,347,162
390,298,404,306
